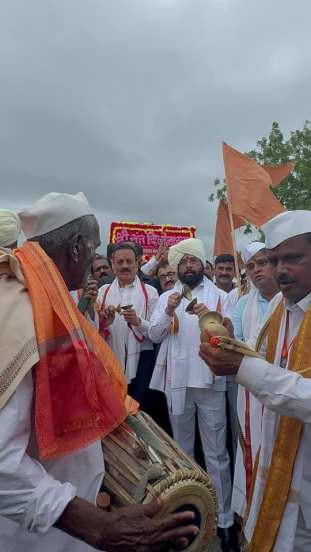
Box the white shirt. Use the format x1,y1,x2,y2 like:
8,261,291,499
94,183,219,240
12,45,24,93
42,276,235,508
224,287,240,318
236,291,311,550
149,277,227,414
0,371,104,552
98,278,158,352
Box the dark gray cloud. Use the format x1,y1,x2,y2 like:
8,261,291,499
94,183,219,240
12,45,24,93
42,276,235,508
1,0,310,255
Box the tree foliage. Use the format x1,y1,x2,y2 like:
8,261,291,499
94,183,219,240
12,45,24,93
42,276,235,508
248,120,311,210
209,120,311,219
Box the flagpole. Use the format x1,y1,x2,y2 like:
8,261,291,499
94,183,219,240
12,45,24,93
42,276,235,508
226,196,242,296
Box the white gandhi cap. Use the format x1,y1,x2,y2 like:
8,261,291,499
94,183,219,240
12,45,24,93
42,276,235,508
261,210,311,249
242,241,266,264
19,192,95,239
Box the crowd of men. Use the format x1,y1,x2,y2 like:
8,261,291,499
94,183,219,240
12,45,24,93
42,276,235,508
0,193,311,552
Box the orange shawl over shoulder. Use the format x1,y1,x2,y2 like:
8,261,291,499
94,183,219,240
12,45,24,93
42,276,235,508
14,242,131,460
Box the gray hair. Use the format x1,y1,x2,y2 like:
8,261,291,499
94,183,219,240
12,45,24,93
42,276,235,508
30,215,95,255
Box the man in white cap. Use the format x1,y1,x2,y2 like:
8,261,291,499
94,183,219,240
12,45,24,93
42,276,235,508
0,193,198,552
149,238,238,552
230,242,279,519
0,208,21,248
200,210,311,551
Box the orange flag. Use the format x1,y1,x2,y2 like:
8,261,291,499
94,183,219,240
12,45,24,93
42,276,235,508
223,142,286,227
213,199,245,257
263,161,295,188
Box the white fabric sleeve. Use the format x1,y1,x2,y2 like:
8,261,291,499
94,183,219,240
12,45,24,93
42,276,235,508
236,356,311,423
140,256,159,275
148,294,173,343
137,286,159,337
222,289,237,319
0,371,76,534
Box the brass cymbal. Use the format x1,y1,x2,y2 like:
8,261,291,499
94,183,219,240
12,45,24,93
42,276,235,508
198,311,229,337
185,297,198,313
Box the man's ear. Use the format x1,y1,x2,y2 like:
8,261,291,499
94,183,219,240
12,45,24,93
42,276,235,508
69,234,82,263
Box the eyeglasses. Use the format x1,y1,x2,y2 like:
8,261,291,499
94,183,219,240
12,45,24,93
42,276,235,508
159,272,176,281
178,256,201,267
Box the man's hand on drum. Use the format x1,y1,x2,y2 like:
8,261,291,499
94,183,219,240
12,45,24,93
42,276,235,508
99,305,116,327
165,292,182,317
199,327,243,377
100,500,199,551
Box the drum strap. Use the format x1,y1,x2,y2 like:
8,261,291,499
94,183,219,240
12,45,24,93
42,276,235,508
133,464,165,502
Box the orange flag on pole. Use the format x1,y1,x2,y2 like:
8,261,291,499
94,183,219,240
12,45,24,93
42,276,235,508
223,142,286,227
263,161,295,188
213,199,245,257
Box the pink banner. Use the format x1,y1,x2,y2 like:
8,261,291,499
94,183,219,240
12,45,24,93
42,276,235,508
110,222,196,259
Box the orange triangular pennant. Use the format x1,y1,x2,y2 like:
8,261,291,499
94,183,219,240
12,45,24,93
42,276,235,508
223,142,286,227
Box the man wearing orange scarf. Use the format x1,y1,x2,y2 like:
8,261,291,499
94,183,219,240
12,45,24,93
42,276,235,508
0,192,197,552
200,210,311,552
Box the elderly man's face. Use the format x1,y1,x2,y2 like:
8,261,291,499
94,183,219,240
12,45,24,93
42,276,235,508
267,234,311,303
70,216,100,290
246,250,277,296
178,255,204,288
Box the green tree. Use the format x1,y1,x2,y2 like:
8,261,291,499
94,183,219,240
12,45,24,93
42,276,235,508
209,120,311,214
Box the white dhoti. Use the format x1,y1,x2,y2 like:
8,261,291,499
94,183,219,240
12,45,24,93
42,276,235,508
169,387,233,528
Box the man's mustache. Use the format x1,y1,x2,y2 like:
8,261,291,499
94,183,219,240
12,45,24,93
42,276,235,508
276,276,296,285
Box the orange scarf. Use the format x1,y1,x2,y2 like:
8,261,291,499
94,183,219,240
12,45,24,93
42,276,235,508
14,242,131,460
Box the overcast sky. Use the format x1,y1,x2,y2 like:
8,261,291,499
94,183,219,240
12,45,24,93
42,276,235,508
1,0,310,256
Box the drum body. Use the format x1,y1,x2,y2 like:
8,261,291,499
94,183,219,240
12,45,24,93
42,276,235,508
101,411,218,552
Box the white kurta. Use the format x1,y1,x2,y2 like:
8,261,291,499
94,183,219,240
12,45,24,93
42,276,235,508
231,288,274,517
224,287,240,318
0,371,105,552
149,277,228,414
149,277,234,528
140,256,158,276
97,277,158,382
236,291,311,551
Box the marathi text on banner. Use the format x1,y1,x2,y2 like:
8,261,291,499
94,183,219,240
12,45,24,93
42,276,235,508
109,222,196,259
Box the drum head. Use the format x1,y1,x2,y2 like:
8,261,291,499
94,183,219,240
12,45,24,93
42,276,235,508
143,469,218,552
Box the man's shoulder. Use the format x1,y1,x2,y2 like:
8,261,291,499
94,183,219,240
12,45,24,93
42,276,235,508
144,282,159,298
97,281,114,301
158,288,173,302
0,272,38,354
204,277,226,297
